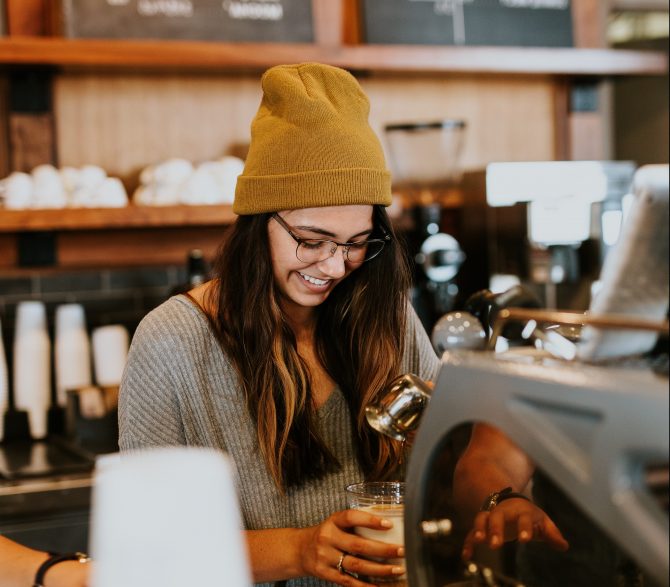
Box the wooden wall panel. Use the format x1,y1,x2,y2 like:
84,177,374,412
9,113,55,171
0,235,18,268
362,75,557,168
5,0,52,36
54,72,557,188
54,73,262,188
313,0,343,46
552,80,570,160
0,77,9,178
571,0,608,48
342,0,362,44
57,227,226,268
569,0,610,162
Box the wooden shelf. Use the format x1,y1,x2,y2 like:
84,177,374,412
0,204,237,232
0,37,666,76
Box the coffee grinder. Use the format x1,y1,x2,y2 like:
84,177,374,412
384,120,468,330
485,161,636,310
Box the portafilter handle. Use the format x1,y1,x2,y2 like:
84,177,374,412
365,373,432,441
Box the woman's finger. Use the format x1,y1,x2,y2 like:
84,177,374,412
338,531,404,561
341,553,406,581
332,508,397,532
322,552,400,587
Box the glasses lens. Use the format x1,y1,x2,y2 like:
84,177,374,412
347,240,385,263
296,241,335,263
296,239,386,264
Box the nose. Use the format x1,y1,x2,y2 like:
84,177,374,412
317,245,347,278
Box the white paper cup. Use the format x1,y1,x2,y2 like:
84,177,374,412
55,304,92,407
92,325,129,387
0,317,8,441
13,301,51,438
90,447,252,587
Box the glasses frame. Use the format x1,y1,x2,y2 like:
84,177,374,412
271,213,390,264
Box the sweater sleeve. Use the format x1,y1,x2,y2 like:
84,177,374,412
118,303,187,450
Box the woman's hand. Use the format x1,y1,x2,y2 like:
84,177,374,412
462,498,569,561
297,509,405,586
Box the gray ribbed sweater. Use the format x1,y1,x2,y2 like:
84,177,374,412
119,295,439,587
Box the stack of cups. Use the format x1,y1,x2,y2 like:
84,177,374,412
91,325,129,388
89,447,252,587
13,301,51,439
0,317,8,441
55,304,92,407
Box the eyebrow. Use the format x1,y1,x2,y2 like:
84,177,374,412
293,224,374,240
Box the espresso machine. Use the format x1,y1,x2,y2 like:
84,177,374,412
384,120,468,331
367,165,669,586
485,161,636,310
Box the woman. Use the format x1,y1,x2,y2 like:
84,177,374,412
119,63,440,586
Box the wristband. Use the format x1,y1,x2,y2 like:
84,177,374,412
33,552,90,587
480,486,531,512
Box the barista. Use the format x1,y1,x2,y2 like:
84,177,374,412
119,63,440,586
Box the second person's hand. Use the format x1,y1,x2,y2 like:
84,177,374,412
462,498,569,561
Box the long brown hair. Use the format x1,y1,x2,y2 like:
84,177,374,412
208,205,412,490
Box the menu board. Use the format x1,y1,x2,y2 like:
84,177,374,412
59,0,314,42
362,0,573,47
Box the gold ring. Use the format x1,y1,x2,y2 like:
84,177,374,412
336,552,346,574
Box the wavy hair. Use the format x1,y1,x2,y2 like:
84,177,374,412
208,205,411,490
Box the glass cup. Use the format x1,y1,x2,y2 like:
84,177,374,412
345,481,406,584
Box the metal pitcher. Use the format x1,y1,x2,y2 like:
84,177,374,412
365,373,432,441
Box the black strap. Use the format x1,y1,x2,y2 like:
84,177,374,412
481,486,531,512
33,552,89,587
497,488,531,506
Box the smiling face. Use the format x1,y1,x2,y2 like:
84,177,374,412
268,205,374,321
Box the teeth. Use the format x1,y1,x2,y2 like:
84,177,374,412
299,272,329,286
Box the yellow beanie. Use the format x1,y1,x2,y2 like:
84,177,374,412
233,63,392,215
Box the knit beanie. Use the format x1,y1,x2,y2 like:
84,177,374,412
233,62,392,215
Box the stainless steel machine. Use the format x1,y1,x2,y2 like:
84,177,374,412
384,120,468,329
485,160,636,310
405,348,668,586
398,164,669,586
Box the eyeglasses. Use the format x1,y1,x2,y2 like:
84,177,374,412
271,213,390,264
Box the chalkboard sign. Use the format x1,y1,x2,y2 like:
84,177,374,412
60,0,314,42
362,0,573,47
